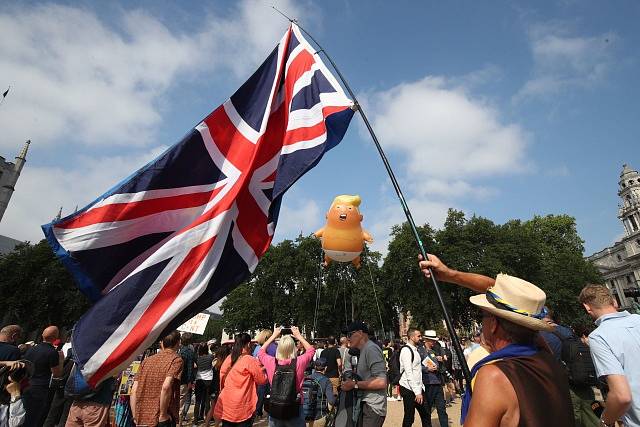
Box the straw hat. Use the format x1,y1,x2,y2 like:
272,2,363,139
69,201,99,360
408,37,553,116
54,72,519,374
470,274,553,332
423,330,438,341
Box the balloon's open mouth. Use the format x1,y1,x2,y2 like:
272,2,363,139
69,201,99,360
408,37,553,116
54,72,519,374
339,214,347,221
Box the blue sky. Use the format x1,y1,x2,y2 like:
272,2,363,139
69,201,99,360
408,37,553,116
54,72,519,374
1,0,639,257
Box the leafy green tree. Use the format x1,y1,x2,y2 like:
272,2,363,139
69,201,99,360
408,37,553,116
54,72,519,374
221,235,391,337
523,215,601,326
381,222,443,330
381,209,601,331
201,315,223,342
0,240,91,338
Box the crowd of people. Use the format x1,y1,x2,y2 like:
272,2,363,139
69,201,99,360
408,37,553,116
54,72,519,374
0,251,639,427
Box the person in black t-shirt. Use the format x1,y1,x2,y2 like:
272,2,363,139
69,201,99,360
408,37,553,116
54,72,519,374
0,325,22,362
321,336,342,396
23,326,63,427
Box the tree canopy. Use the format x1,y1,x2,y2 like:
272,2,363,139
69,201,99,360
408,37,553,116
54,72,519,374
1,209,601,340
381,209,601,331
221,234,392,337
222,210,601,336
0,240,91,338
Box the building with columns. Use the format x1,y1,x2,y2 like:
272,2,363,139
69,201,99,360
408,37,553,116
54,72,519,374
0,140,30,222
587,164,640,309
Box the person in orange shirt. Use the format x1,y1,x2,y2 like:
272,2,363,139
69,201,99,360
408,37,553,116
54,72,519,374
214,333,267,426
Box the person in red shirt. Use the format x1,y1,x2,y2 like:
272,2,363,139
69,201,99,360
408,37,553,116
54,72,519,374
214,333,267,426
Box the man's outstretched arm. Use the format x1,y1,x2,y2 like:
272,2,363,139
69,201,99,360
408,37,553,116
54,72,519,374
418,254,495,293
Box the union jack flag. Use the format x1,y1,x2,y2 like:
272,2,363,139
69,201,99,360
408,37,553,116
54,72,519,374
42,24,354,386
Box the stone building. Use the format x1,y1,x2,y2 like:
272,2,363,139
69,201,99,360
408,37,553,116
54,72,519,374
0,234,22,255
0,140,30,221
587,164,640,309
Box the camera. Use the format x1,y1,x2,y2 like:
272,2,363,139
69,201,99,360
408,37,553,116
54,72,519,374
341,369,361,383
0,360,33,405
0,361,31,385
279,325,292,335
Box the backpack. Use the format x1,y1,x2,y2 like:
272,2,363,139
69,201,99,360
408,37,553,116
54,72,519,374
387,345,413,386
559,335,597,386
265,358,299,420
178,345,195,384
302,375,326,420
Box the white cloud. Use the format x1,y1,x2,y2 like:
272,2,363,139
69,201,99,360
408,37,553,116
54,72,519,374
273,197,321,241
515,22,616,101
213,0,321,76
0,5,205,149
0,146,167,242
449,64,504,89
361,74,529,254
0,1,311,151
0,0,313,241
368,196,451,256
417,179,497,199
365,75,530,184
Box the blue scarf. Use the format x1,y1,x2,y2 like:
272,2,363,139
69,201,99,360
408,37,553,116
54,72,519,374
460,344,538,424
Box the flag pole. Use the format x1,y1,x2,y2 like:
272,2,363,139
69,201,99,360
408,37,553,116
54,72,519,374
273,7,472,385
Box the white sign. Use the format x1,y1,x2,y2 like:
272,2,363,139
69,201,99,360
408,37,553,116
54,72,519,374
177,313,211,335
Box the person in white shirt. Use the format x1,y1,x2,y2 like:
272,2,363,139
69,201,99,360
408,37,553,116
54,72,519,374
399,328,429,427
313,341,325,361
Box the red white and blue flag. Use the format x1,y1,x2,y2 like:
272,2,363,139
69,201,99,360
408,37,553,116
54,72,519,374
42,24,354,386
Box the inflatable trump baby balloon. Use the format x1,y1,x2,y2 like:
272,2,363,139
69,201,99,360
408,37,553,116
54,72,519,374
314,195,373,268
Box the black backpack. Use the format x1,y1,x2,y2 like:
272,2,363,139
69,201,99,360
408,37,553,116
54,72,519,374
265,358,299,419
178,346,195,384
387,345,413,386
560,335,597,386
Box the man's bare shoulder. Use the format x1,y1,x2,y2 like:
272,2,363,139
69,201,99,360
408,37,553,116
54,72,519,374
476,363,510,387
475,363,517,400
465,364,519,427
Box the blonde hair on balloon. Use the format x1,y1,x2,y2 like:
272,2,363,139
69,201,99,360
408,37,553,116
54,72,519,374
332,194,361,207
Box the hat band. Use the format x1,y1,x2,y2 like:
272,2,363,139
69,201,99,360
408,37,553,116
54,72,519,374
486,290,547,320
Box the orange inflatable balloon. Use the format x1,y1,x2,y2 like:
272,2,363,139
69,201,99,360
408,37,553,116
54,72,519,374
314,195,373,268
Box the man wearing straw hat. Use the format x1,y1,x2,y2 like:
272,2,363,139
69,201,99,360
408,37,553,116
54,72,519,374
418,254,574,426
420,330,448,427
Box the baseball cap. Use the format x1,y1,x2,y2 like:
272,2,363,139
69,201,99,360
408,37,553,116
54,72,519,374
314,358,327,369
343,321,369,335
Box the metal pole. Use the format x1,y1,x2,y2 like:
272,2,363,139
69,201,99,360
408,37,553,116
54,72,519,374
313,245,323,337
273,7,472,384
365,246,386,338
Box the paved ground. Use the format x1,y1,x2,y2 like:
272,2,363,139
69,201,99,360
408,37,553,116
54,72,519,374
385,397,462,427
250,397,462,426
